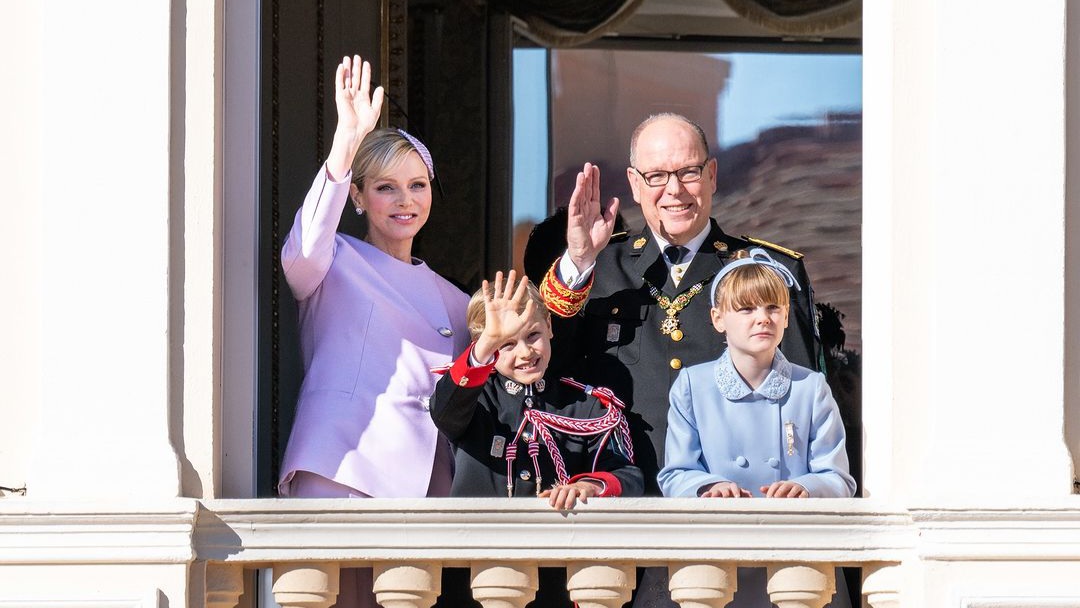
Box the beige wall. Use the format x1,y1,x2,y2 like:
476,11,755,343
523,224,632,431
0,564,190,607
0,0,41,494
1,1,1079,606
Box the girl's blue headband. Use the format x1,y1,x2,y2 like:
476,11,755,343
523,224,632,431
708,247,801,308
396,128,435,179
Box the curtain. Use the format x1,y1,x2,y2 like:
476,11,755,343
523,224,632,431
724,0,861,35
502,0,860,47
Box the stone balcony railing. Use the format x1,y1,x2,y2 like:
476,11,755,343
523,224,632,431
10,498,1080,608
194,498,913,608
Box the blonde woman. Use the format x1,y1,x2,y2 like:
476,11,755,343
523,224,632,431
278,55,469,608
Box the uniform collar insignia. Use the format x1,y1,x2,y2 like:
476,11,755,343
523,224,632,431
633,236,648,250
714,350,792,400
504,378,546,395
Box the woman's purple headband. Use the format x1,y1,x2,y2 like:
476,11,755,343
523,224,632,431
397,128,435,179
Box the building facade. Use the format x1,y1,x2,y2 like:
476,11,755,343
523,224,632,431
2,1,1079,606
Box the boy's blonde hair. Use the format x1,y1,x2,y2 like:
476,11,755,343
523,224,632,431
712,250,791,312
466,279,550,341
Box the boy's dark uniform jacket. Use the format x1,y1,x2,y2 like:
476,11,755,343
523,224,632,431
430,345,644,499
547,218,819,496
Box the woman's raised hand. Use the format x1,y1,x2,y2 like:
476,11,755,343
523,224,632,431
473,271,536,363
326,54,385,181
336,54,384,140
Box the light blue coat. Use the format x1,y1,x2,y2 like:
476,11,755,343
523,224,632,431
659,350,855,498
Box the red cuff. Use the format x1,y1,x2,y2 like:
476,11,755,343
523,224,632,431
448,342,497,388
540,259,593,318
569,471,622,497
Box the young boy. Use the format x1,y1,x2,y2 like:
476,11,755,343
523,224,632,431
429,270,642,608
431,270,642,508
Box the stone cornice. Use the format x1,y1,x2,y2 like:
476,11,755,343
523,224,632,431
194,498,917,565
4,498,1080,566
0,498,200,565
910,501,1080,561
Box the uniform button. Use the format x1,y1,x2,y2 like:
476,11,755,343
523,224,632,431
519,470,532,481
670,358,683,370
767,458,780,469
671,329,684,342
611,307,619,315
735,456,748,467
521,431,533,442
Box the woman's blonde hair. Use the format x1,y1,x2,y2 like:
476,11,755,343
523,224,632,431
466,279,549,341
350,128,430,189
712,249,791,312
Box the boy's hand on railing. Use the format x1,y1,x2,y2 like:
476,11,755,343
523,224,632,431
761,481,809,498
541,480,602,511
699,481,753,498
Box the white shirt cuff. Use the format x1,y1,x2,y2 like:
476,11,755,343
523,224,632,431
557,252,595,289
468,350,497,367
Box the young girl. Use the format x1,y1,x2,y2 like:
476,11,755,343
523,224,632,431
658,248,854,499
658,248,855,608
429,270,642,608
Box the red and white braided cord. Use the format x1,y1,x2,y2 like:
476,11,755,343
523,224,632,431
504,379,635,488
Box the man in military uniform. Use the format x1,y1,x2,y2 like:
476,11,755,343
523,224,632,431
536,113,823,607
538,113,820,496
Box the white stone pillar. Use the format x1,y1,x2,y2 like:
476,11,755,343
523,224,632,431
0,0,41,495
565,563,636,608
206,563,245,608
862,564,902,608
29,0,180,499
765,565,834,608
470,562,538,608
668,563,737,608
373,563,441,608
874,0,1073,501
272,563,340,608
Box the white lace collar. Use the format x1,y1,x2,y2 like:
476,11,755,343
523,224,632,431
713,349,792,401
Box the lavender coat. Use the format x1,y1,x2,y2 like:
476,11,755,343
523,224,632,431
277,166,469,498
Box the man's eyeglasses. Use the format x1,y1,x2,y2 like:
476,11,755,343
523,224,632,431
631,164,707,188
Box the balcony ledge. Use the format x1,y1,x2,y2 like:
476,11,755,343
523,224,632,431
2,497,1080,566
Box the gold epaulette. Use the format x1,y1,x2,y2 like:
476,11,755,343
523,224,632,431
741,235,804,260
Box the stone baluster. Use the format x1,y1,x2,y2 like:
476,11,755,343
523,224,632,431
373,563,442,608
565,563,636,608
766,565,835,608
863,563,902,608
470,562,539,608
205,563,245,608
667,563,738,608
272,562,340,608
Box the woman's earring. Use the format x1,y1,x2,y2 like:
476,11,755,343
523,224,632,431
354,206,364,216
